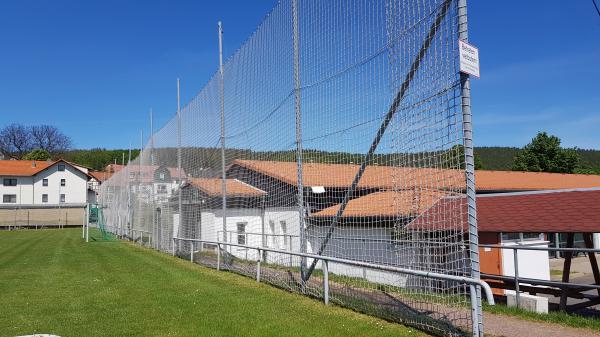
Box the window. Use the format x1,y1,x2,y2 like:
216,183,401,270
157,184,167,194
3,194,16,203
60,179,66,187
58,164,65,171
280,221,288,248
269,220,276,247
237,222,247,245
42,179,48,186
60,194,65,203
3,178,17,186
42,194,48,203
501,232,544,242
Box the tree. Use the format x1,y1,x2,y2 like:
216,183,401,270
23,149,52,161
0,124,72,159
512,132,580,173
0,124,34,159
30,125,72,154
441,145,484,170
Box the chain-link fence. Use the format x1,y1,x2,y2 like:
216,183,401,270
98,0,489,335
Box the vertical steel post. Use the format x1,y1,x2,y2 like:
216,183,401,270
291,0,307,281
191,241,194,263
127,144,132,239
323,259,329,305
217,244,221,271
150,108,156,249
82,206,86,238
218,21,227,244
172,238,176,256
514,248,520,308
177,78,182,256
256,248,261,282
85,204,89,242
555,233,561,258
457,0,482,335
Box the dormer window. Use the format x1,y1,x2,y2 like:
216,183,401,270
58,164,65,171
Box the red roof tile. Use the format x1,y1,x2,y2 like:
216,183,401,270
409,189,600,233
188,178,266,197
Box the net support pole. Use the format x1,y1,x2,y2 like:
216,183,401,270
218,21,227,244
291,0,307,281
177,78,182,254
457,0,483,335
303,0,452,282
150,108,156,249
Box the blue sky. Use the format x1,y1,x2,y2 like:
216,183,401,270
0,1,599,150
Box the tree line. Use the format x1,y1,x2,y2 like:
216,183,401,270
1,123,599,174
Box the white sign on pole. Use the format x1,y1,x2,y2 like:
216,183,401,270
459,40,480,78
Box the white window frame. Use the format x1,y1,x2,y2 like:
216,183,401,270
236,222,247,245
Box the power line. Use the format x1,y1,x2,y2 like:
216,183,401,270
593,0,600,17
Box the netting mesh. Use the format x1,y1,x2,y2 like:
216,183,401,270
98,0,479,335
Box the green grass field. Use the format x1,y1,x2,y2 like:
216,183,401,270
0,229,427,337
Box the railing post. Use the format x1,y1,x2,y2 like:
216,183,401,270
256,248,261,283
323,259,329,305
514,248,520,308
191,241,195,263
217,244,221,271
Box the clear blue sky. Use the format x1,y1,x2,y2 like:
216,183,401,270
0,1,599,150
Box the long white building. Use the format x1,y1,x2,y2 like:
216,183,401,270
0,159,93,206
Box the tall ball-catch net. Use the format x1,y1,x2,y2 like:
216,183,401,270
99,0,481,335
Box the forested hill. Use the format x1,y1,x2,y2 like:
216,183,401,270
475,147,600,172
62,149,141,171
62,147,600,174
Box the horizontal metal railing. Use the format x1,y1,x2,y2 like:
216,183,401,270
479,243,600,309
174,236,495,306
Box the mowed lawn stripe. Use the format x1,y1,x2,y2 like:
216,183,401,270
0,229,427,337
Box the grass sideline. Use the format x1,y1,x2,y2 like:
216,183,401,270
0,229,427,337
483,302,600,331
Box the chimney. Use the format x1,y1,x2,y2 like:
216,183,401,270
31,161,36,168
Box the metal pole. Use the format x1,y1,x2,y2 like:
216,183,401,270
555,233,561,259
217,244,221,271
256,248,261,282
191,241,194,263
291,0,307,281
514,248,520,308
85,204,89,242
172,238,176,256
323,260,329,305
218,21,227,244
177,78,183,256
82,206,86,238
458,0,483,335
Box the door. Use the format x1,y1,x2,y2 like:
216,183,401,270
478,232,503,295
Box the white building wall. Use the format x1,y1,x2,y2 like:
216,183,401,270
0,163,89,206
33,164,89,204
501,239,551,295
0,176,34,204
